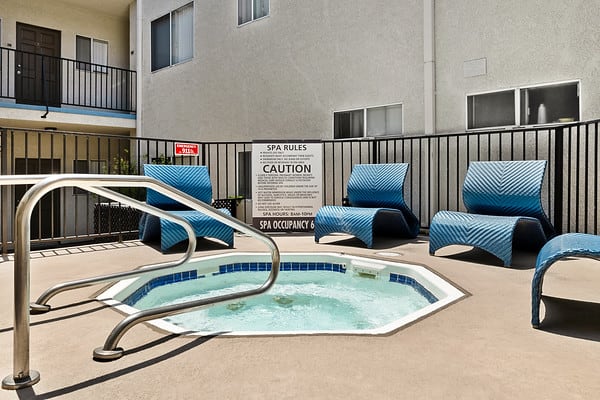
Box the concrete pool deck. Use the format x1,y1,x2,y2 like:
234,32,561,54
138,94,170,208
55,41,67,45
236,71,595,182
1,233,600,399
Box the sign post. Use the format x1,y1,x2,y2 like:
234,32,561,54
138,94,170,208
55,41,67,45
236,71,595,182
252,141,322,232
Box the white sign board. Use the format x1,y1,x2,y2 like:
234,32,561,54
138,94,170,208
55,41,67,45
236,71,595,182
252,141,323,232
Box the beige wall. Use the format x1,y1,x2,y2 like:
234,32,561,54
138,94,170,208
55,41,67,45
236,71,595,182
0,0,135,134
435,0,600,133
0,0,130,69
140,0,424,142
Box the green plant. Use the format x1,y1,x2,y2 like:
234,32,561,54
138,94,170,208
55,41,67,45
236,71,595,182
104,149,146,201
150,153,173,165
109,148,137,174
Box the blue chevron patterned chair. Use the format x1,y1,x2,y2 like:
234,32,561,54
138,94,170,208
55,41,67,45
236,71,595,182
139,164,234,252
314,163,420,248
531,233,600,327
429,160,554,266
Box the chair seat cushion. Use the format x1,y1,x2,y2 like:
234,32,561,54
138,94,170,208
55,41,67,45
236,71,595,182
314,163,419,248
429,160,553,267
140,208,233,251
315,205,417,248
141,164,235,252
429,210,547,266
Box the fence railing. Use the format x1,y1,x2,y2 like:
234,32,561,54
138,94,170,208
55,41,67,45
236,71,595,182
0,46,136,113
1,119,598,252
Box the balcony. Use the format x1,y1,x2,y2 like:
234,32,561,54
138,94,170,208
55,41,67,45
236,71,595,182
0,46,136,115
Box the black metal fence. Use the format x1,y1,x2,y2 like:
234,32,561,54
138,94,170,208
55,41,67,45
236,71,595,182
322,121,599,235
0,46,136,113
1,119,598,252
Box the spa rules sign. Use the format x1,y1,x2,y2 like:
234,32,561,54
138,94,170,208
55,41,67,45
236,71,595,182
252,141,322,232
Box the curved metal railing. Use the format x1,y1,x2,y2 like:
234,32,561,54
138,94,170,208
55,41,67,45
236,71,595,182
1,174,280,390
30,185,198,313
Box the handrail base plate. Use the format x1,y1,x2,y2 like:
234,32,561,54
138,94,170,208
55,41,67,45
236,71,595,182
93,347,124,362
30,303,51,314
2,370,40,390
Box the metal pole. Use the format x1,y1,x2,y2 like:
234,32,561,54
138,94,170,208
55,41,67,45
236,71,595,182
1,128,8,257
553,127,564,234
2,178,40,390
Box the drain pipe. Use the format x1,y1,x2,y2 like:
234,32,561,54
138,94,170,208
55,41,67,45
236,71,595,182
134,0,143,138
423,0,436,135
41,58,49,119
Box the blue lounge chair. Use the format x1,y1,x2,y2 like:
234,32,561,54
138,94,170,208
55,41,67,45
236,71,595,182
429,160,554,266
139,164,234,252
531,233,600,327
314,163,420,248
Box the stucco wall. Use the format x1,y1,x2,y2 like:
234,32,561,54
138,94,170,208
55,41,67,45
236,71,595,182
0,0,130,69
141,0,424,142
435,0,600,133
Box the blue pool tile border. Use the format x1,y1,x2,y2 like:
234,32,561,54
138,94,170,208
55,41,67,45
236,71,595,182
124,262,438,306
125,269,199,306
389,273,438,303
216,262,347,275
124,262,345,306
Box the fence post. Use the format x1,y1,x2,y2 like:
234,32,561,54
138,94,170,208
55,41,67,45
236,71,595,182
371,139,379,164
553,127,564,235
1,128,8,256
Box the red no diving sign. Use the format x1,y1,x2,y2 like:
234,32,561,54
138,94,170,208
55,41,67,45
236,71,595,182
174,142,200,156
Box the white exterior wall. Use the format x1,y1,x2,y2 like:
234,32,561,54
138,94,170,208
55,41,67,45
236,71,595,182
141,0,424,141
435,0,600,133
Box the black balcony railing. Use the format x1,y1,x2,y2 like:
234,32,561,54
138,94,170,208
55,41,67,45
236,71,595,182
1,119,599,252
0,46,136,113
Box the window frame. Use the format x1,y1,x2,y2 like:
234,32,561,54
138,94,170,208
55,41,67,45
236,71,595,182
332,102,404,140
237,0,270,26
151,2,194,72
75,34,109,73
465,88,518,131
466,79,581,131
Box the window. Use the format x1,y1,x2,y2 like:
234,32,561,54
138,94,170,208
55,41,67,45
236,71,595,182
334,109,364,139
333,104,403,139
151,2,194,71
467,90,515,130
367,104,403,137
467,81,580,130
238,0,269,25
76,35,108,72
519,82,579,125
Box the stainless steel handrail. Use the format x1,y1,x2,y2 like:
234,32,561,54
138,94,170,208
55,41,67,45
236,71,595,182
2,174,280,390
93,250,280,361
31,185,198,313
0,176,198,315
